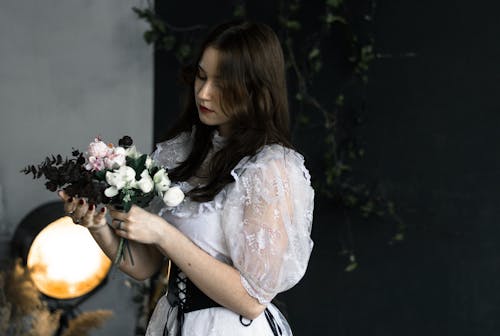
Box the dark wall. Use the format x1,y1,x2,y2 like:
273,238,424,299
153,1,500,335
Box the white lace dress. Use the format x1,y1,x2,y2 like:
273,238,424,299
145,130,314,336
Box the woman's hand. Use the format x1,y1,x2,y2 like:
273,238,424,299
58,191,107,231
107,205,165,245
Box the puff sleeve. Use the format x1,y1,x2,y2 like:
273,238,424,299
221,145,314,304
151,129,194,171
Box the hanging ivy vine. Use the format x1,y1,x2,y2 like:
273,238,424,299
132,0,405,273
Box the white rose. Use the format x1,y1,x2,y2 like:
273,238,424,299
125,145,141,159
136,169,154,193
163,186,184,207
145,156,153,169
106,166,136,191
106,172,124,191
104,186,119,198
153,168,171,193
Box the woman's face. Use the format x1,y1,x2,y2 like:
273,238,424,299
194,46,231,136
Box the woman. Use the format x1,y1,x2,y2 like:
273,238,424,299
60,20,314,335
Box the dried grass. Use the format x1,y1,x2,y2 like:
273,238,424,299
61,310,113,336
27,308,62,336
0,303,12,335
0,260,113,336
5,260,42,314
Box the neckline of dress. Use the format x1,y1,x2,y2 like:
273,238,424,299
212,130,228,151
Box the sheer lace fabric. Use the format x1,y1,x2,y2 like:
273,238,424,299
223,144,314,303
146,129,314,335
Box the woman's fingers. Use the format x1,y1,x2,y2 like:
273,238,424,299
64,196,77,215
58,190,67,201
72,199,87,222
81,203,95,227
107,206,129,221
59,192,108,230
95,206,107,222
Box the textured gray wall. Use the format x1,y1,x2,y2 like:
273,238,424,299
0,1,153,233
0,1,152,335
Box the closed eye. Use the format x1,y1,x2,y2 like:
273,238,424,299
196,66,207,81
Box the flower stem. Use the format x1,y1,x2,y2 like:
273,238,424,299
114,238,125,265
114,237,135,266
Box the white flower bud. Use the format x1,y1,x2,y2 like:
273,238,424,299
163,186,184,207
145,156,153,169
153,168,171,192
104,186,119,197
136,169,154,193
106,166,136,191
125,145,141,159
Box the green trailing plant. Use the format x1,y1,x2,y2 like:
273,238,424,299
132,3,206,64
132,0,405,272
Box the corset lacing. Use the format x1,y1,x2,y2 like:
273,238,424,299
163,264,283,336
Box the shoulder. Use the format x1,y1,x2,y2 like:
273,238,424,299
231,144,311,184
152,128,195,169
154,128,194,153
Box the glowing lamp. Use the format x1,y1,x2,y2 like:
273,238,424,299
11,201,111,301
10,201,112,335
27,215,111,299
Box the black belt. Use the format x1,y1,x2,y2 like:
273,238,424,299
166,264,220,313
163,264,283,336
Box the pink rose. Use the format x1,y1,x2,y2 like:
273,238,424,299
87,138,111,158
104,147,126,169
85,156,105,171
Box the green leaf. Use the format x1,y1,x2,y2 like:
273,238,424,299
162,35,176,50
233,4,246,18
285,20,301,30
360,201,374,216
143,30,155,44
176,44,192,61
335,94,344,106
325,133,335,145
95,170,107,181
393,233,405,241
308,48,320,60
312,60,322,73
387,201,395,215
152,19,166,33
150,166,159,176
345,195,358,206
132,7,150,19
135,192,155,208
325,13,346,24
326,0,343,8
290,3,300,12
126,154,148,179
345,261,358,272
297,113,310,125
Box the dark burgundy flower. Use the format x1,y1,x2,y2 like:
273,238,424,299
118,136,133,148
45,181,58,192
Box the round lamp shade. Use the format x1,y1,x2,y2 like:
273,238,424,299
27,216,111,299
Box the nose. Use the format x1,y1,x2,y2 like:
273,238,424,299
196,80,214,101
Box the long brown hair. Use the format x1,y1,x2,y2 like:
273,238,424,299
164,20,292,202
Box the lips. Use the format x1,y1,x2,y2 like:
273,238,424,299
199,105,214,113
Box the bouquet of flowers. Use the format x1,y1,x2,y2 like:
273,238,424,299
21,135,184,265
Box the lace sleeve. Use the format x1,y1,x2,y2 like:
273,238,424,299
221,145,314,304
151,128,194,171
